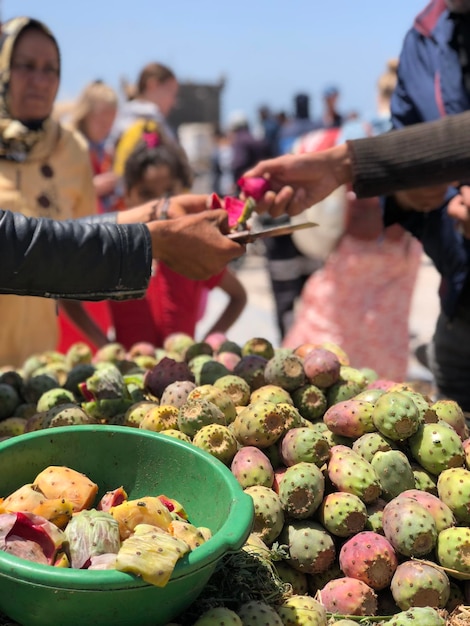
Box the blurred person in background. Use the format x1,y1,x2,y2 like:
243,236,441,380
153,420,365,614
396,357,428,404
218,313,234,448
0,16,110,368
321,85,344,128
228,111,271,184
108,133,247,349
211,127,234,197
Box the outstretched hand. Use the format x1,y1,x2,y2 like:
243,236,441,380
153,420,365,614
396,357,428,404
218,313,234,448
242,145,352,217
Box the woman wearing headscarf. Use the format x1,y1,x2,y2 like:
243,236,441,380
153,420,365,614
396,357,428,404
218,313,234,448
0,16,105,367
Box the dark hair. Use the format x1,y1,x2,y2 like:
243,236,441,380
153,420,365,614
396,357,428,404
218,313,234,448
136,62,175,95
124,142,181,190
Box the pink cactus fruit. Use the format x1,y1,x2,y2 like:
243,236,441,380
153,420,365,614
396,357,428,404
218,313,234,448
278,461,325,519
97,487,128,512
237,176,271,202
431,398,469,440
279,427,330,467
280,520,335,575
204,331,227,352
215,351,241,371
408,421,465,476
159,380,196,409
382,498,437,557
397,489,455,532
127,341,156,359
319,577,378,616
230,446,274,488
339,531,398,590
327,445,382,504
272,466,288,494
367,379,397,392
277,595,327,626
244,485,284,546
390,560,450,611
302,347,341,388
323,398,375,438
318,492,367,537
437,467,470,525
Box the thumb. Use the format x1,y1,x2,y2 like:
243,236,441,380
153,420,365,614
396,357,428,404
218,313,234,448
207,208,231,233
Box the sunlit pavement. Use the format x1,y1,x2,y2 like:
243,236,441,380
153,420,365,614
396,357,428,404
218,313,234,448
196,249,441,385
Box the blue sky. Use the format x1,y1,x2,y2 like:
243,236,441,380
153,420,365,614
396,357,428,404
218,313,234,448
7,0,427,125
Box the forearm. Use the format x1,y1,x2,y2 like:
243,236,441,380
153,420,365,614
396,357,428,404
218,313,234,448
0,210,152,300
348,113,470,198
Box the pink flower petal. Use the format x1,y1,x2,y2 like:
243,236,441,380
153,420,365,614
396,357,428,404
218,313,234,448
237,176,271,201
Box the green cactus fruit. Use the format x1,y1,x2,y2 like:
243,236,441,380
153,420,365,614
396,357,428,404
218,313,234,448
382,498,437,557
431,398,469,440
241,337,275,360
318,491,367,537
199,360,231,385
436,526,470,579
192,423,238,465
323,398,375,438
123,401,158,428
244,485,284,546
0,383,21,419
399,389,438,424
237,600,283,625
47,403,95,428
140,404,179,432
411,463,438,494
250,384,293,405
370,450,415,501
327,378,364,406
280,520,335,575
36,387,75,413
232,401,285,448
177,398,225,437
279,427,330,467
213,374,251,407
81,398,134,421
278,462,325,519
397,489,455,532
339,531,398,591
291,384,327,421
217,339,242,356
93,342,127,364
387,606,445,626
276,402,303,431
230,446,274,489
408,421,465,475
187,354,213,384
263,352,306,391
390,560,450,611
0,416,27,437
63,363,96,398
372,391,423,441
158,429,191,443
188,384,237,424
194,607,243,625
65,341,93,368
318,576,378,616
354,387,385,403
183,341,213,363
0,370,25,396
327,445,382,503
365,498,387,534
352,431,397,463
437,467,470,524
22,373,58,404
278,594,327,626
159,380,196,408
274,560,308,595
233,355,268,391
308,563,343,594
162,332,195,357
446,580,465,612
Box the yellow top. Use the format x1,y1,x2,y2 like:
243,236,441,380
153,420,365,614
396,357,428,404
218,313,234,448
0,118,97,368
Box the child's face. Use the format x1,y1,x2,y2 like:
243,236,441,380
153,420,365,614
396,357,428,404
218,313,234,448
84,102,117,143
125,164,176,207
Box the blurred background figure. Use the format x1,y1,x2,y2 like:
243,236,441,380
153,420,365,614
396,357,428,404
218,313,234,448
321,85,344,128
210,127,234,197
108,134,247,349
227,110,271,184
283,59,422,381
277,92,319,155
254,105,281,157
112,61,193,189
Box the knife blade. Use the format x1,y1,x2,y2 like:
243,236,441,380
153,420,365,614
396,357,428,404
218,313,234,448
227,220,319,244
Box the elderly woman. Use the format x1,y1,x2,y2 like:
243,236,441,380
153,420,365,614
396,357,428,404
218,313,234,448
0,16,107,367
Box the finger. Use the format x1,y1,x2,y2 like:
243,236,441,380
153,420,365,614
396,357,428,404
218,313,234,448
269,186,295,218
252,190,276,215
286,188,308,216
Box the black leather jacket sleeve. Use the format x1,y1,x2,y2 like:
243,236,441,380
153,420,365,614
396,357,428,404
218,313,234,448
0,209,152,300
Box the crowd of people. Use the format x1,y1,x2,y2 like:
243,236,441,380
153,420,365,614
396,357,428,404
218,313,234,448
3,2,470,413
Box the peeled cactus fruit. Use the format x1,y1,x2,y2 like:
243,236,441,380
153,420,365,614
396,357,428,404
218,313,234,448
115,523,190,587
169,519,210,550
64,508,120,568
109,497,173,539
33,466,98,512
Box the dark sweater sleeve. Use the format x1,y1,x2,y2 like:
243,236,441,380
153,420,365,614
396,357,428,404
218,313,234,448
0,210,152,300
349,112,470,198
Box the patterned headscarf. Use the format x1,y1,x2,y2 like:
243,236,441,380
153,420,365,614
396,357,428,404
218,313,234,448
0,17,60,161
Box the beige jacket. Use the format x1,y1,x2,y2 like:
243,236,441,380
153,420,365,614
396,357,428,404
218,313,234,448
0,119,97,368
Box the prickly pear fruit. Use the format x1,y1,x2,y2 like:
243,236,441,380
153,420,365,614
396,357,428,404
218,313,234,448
274,560,309,595
123,401,158,428
437,467,470,525
242,337,275,360
277,594,327,626
327,445,382,503
291,384,327,421
339,531,398,590
188,384,237,424
382,498,437,557
264,352,306,391
64,508,120,568
279,462,325,519
387,606,445,626
233,401,285,448
408,421,465,475
109,497,173,540
318,492,367,537
177,398,225,437
159,380,196,408
319,577,378,616
193,607,242,625
370,450,415,501
231,446,274,489
33,466,98,513
244,485,284,545
352,431,397,463
144,357,194,398
302,347,341,388
250,384,293,406
323,398,375,438
98,487,128,512
213,374,251,406
233,355,267,390
436,526,470,578
169,519,209,551
280,520,336,575
140,404,179,432
237,600,283,625
431,398,469,440
279,427,330,467
192,423,238,465
372,391,422,440
397,489,455,532
390,560,450,610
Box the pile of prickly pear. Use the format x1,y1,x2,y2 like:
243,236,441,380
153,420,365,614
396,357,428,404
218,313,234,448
1,332,470,625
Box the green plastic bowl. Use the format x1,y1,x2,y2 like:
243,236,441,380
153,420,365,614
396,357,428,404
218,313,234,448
0,425,254,626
